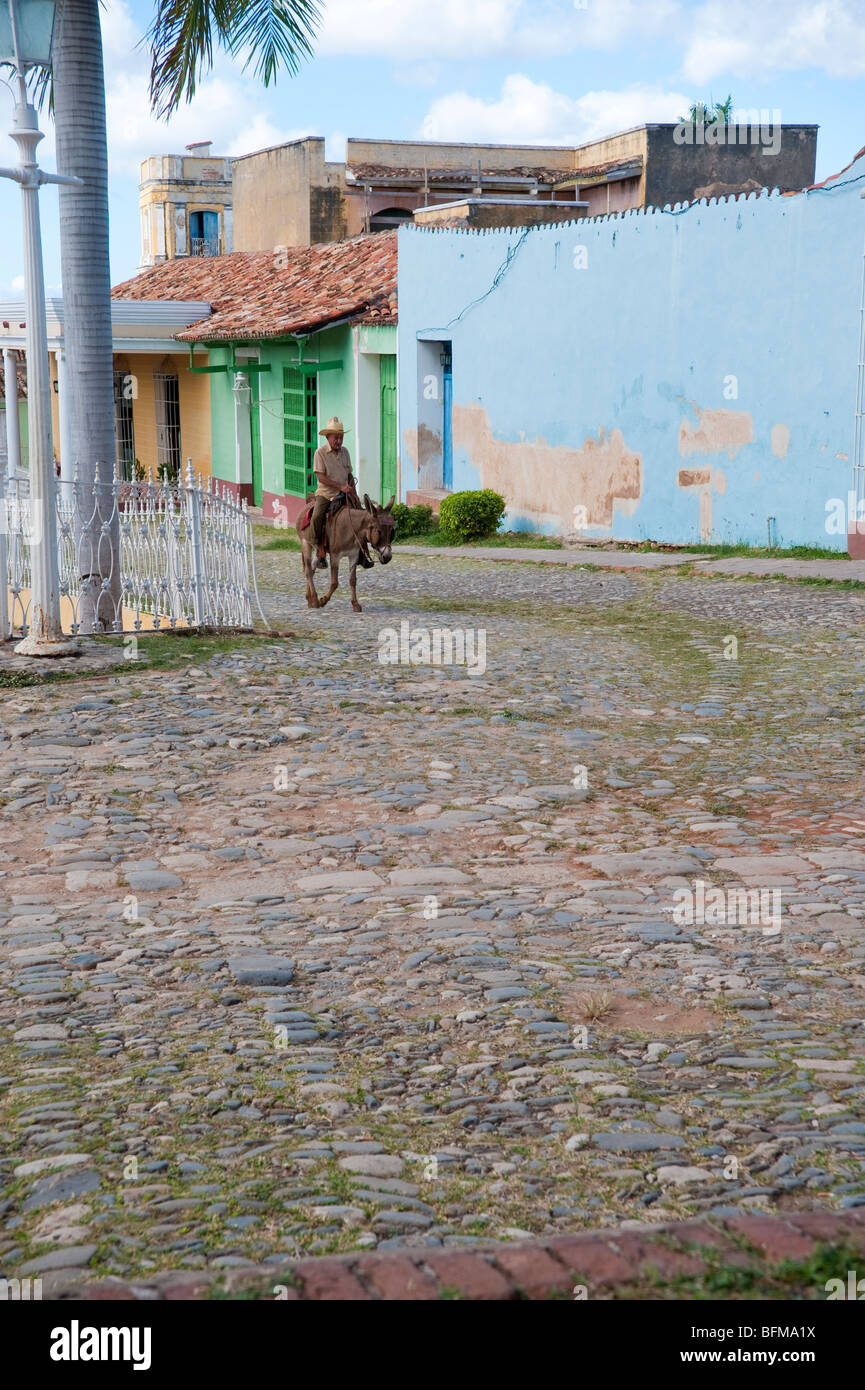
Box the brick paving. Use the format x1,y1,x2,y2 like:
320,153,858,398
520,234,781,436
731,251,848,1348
47,1210,865,1300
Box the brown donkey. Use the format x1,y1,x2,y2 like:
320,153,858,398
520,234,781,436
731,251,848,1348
296,494,395,611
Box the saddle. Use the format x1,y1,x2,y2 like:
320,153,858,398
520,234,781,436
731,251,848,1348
299,491,355,534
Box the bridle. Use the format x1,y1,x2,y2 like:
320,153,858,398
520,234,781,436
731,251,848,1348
344,493,393,559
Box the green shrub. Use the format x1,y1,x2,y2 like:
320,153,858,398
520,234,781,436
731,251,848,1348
391,502,435,538
438,489,506,542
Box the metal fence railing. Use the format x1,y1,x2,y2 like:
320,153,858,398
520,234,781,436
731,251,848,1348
1,461,267,639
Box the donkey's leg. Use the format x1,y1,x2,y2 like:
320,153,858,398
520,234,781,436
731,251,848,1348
349,557,362,612
302,544,320,608
318,554,340,608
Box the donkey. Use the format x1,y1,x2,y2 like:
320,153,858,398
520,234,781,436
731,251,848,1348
296,494,395,611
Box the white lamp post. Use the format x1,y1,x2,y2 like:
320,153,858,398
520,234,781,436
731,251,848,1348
0,0,81,654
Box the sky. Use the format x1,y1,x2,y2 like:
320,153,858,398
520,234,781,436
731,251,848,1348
1,0,865,298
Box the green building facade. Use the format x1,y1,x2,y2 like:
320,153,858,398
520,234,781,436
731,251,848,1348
196,321,397,524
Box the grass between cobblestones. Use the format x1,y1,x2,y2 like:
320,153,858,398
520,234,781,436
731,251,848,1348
3,551,865,1296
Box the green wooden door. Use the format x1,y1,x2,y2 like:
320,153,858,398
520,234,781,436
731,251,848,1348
283,367,318,498
249,371,263,507
380,355,397,502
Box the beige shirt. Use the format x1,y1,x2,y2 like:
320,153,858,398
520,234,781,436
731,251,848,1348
314,442,352,500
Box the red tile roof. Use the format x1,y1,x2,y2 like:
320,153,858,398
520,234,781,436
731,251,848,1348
111,233,397,341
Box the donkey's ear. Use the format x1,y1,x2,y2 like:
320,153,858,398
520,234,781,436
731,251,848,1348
363,493,374,512
384,495,395,512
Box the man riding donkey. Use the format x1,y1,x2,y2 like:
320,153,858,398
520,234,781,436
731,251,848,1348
297,417,395,611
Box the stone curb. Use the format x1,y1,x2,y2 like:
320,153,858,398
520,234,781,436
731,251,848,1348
43,1209,865,1301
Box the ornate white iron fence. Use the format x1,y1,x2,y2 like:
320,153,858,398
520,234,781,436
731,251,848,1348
1,461,267,638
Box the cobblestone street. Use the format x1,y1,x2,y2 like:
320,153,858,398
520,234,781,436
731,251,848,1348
2,551,865,1297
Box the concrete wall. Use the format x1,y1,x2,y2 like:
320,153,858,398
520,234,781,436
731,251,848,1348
232,140,348,251
644,125,818,206
347,138,575,173
397,154,865,547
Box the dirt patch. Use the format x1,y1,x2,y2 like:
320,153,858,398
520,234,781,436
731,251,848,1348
561,990,716,1038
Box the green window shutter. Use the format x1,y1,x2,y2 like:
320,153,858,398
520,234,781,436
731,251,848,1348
283,366,307,497
283,366,319,497
380,355,397,501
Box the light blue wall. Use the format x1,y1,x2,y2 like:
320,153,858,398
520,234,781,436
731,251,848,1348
397,156,865,547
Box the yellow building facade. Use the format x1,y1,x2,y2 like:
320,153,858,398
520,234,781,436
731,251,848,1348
0,297,214,483
139,142,233,269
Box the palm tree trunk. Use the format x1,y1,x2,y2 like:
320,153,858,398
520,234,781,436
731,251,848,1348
52,0,119,632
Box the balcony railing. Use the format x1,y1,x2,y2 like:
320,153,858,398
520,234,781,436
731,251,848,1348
190,237,220,257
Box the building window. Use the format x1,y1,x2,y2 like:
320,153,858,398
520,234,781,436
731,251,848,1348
154,370,181,480
283,367,318,497
189,209,220,256
113,369,136,480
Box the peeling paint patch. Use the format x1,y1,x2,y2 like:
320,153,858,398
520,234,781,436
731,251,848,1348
401,426,418,468
452,404,642,532
771,423,790,458
677,468,711,488
678,407,754,459
677,463,727,542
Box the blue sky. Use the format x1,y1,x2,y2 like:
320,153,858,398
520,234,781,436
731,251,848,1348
1,0,865,297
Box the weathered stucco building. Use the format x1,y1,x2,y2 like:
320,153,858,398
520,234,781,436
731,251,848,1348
113,234,397,522
228,126,818,250
396,149,863,550
0,299,213,482
139,141,233,268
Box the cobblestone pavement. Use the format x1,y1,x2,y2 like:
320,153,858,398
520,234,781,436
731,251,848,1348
2,552,865,1296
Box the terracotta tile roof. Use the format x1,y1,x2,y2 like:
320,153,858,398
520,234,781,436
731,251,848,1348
111,232,397,341
554,156,643,186
347,163,567,185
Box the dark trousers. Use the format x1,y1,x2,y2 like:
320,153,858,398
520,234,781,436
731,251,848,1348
312,495,331,547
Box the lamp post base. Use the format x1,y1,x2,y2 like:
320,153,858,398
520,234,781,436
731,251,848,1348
14,632,81,658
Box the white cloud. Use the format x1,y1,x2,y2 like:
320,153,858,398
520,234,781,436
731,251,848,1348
682,0,865,82
392,62,443,89
317,0,680,60
226,116,317,157
11,275,24,291
421,75,690,146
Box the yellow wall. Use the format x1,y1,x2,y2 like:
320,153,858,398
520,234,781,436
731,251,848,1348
124,353,212,479
48,352,212,480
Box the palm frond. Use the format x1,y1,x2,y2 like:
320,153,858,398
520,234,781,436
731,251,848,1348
219,0,321,88
145,0,218,119
0,60,52,111
146,0,320,119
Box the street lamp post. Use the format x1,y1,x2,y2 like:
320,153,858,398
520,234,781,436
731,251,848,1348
0,0,81,654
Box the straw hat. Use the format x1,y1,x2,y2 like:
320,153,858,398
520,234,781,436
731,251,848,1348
319,417,349,436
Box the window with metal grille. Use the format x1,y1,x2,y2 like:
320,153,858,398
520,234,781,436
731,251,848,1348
189,209,220,257
154,371,181,479
283,367,317,497
113,370,136,479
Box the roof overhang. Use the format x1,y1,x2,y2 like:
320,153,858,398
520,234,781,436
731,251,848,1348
0,298,213,351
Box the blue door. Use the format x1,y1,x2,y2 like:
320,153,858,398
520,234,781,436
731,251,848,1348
441,344,453,489
190,210,219,257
